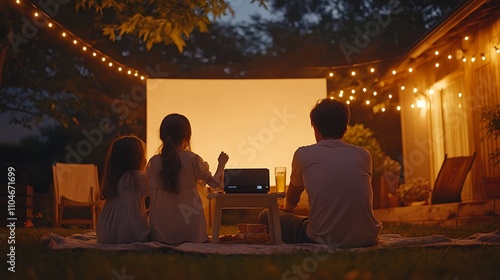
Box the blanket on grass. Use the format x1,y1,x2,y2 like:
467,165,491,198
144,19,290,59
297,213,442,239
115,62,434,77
42,231,500,255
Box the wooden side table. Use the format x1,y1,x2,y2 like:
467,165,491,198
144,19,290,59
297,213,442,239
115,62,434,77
207,193,285,244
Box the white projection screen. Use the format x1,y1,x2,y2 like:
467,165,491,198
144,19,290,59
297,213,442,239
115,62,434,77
146,79,326,186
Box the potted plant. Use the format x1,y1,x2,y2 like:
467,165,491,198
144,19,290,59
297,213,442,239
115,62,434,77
480,104,500,199
395,177,431,206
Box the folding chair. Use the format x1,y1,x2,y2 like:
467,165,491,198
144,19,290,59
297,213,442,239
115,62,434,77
52,163,100,230
431,153,476,204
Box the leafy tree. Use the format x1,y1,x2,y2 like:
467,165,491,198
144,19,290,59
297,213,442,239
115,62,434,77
75,0,268,51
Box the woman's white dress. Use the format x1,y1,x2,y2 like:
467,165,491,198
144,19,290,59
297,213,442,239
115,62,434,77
96,170,149,244
148,151,213,244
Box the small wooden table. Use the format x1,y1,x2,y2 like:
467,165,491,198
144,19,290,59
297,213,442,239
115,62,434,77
207,193,285,244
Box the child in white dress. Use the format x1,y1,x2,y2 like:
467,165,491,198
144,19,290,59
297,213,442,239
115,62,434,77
96,135,149,244
148,113,228,244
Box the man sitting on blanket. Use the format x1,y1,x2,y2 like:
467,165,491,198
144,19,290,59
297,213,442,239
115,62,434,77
259,98,382,248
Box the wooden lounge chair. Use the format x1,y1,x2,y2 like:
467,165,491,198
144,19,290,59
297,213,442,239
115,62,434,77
430,153,476,204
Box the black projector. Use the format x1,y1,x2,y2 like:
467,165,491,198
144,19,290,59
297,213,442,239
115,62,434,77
223,168,270,193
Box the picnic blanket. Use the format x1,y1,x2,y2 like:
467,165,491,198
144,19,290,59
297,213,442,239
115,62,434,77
42,230,500,254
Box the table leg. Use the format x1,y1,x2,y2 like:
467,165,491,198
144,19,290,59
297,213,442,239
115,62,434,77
211,201,222,243
269,203,282,244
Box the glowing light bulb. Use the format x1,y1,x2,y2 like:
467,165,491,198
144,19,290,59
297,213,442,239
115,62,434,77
127,70,132,75
92,52,97,57
82,46,87,51
339,92,343,97
464,36,469,40
435,63,439,67
351,71,356,76
448,55,452,59
429,89,434,95
411,104,415,109
413,88,418,93
458,92,462,98
48,23,53,28
140,76,145,80
389,94,393,99
370,68,375,73
462,57,467,62
471,56,476,62
346,100,350,105
401,86,405,91
73,40,77,44
481,54,486,60
381,108,386,112
408,68,413,73
329,72,334,77
397,106,401,111
373,91,377,96
101,57,106,62
417,100,424,108
34,12,39,17
118,67,122,71
351,89,355,94
108,62,113,67
365,100,370,105
392,70,396,75
363,88,367,92
62,32,67,37
349,96,354,100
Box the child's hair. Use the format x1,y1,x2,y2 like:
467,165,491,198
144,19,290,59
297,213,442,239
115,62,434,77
158,113,192,193
101,135,146,200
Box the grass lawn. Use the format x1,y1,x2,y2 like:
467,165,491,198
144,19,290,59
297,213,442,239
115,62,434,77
1,223,499,280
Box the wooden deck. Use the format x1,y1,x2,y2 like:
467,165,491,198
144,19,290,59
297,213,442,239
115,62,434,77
373,199,500,225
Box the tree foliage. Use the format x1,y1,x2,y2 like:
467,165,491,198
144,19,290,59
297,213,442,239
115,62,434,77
75,0,267,51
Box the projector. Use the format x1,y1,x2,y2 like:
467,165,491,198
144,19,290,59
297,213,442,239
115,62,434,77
223,168,270,193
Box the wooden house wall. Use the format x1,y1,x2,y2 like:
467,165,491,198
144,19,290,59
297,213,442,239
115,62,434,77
398,16,500,201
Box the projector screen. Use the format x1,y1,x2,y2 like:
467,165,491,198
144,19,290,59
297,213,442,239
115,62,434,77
146,79,326,186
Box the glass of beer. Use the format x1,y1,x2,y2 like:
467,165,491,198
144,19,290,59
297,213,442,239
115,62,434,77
275,167,286,194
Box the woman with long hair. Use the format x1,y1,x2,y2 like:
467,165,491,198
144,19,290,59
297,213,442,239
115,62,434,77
148,113,228,244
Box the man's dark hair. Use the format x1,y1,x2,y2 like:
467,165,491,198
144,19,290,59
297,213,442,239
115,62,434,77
310,98,351,138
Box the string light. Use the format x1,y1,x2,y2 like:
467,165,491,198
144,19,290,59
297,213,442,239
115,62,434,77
429,89,434,95
397,106,401,111
471,55,476,62
408,68,413,73
411,104,415,109
349,96,354,100
370,68,375,73
481,53,486,60
365,100,370,105
381,107,386,112
401,86,405,91
363,88,367,92
389,94,393,99
413,88,418,93
462,57,467,62
447,54,452,59
392,70,397,75
351,71,356,76
346,100,351,105
329,72,334,77
373,91,377,96
458,92,463,98
15,0,146,81
351,89,356,94
495,46,500,53
435,51,439,55
435,62,440,67
464,36,469,40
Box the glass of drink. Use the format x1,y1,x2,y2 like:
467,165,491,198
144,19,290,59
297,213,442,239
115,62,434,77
275,167,286,194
